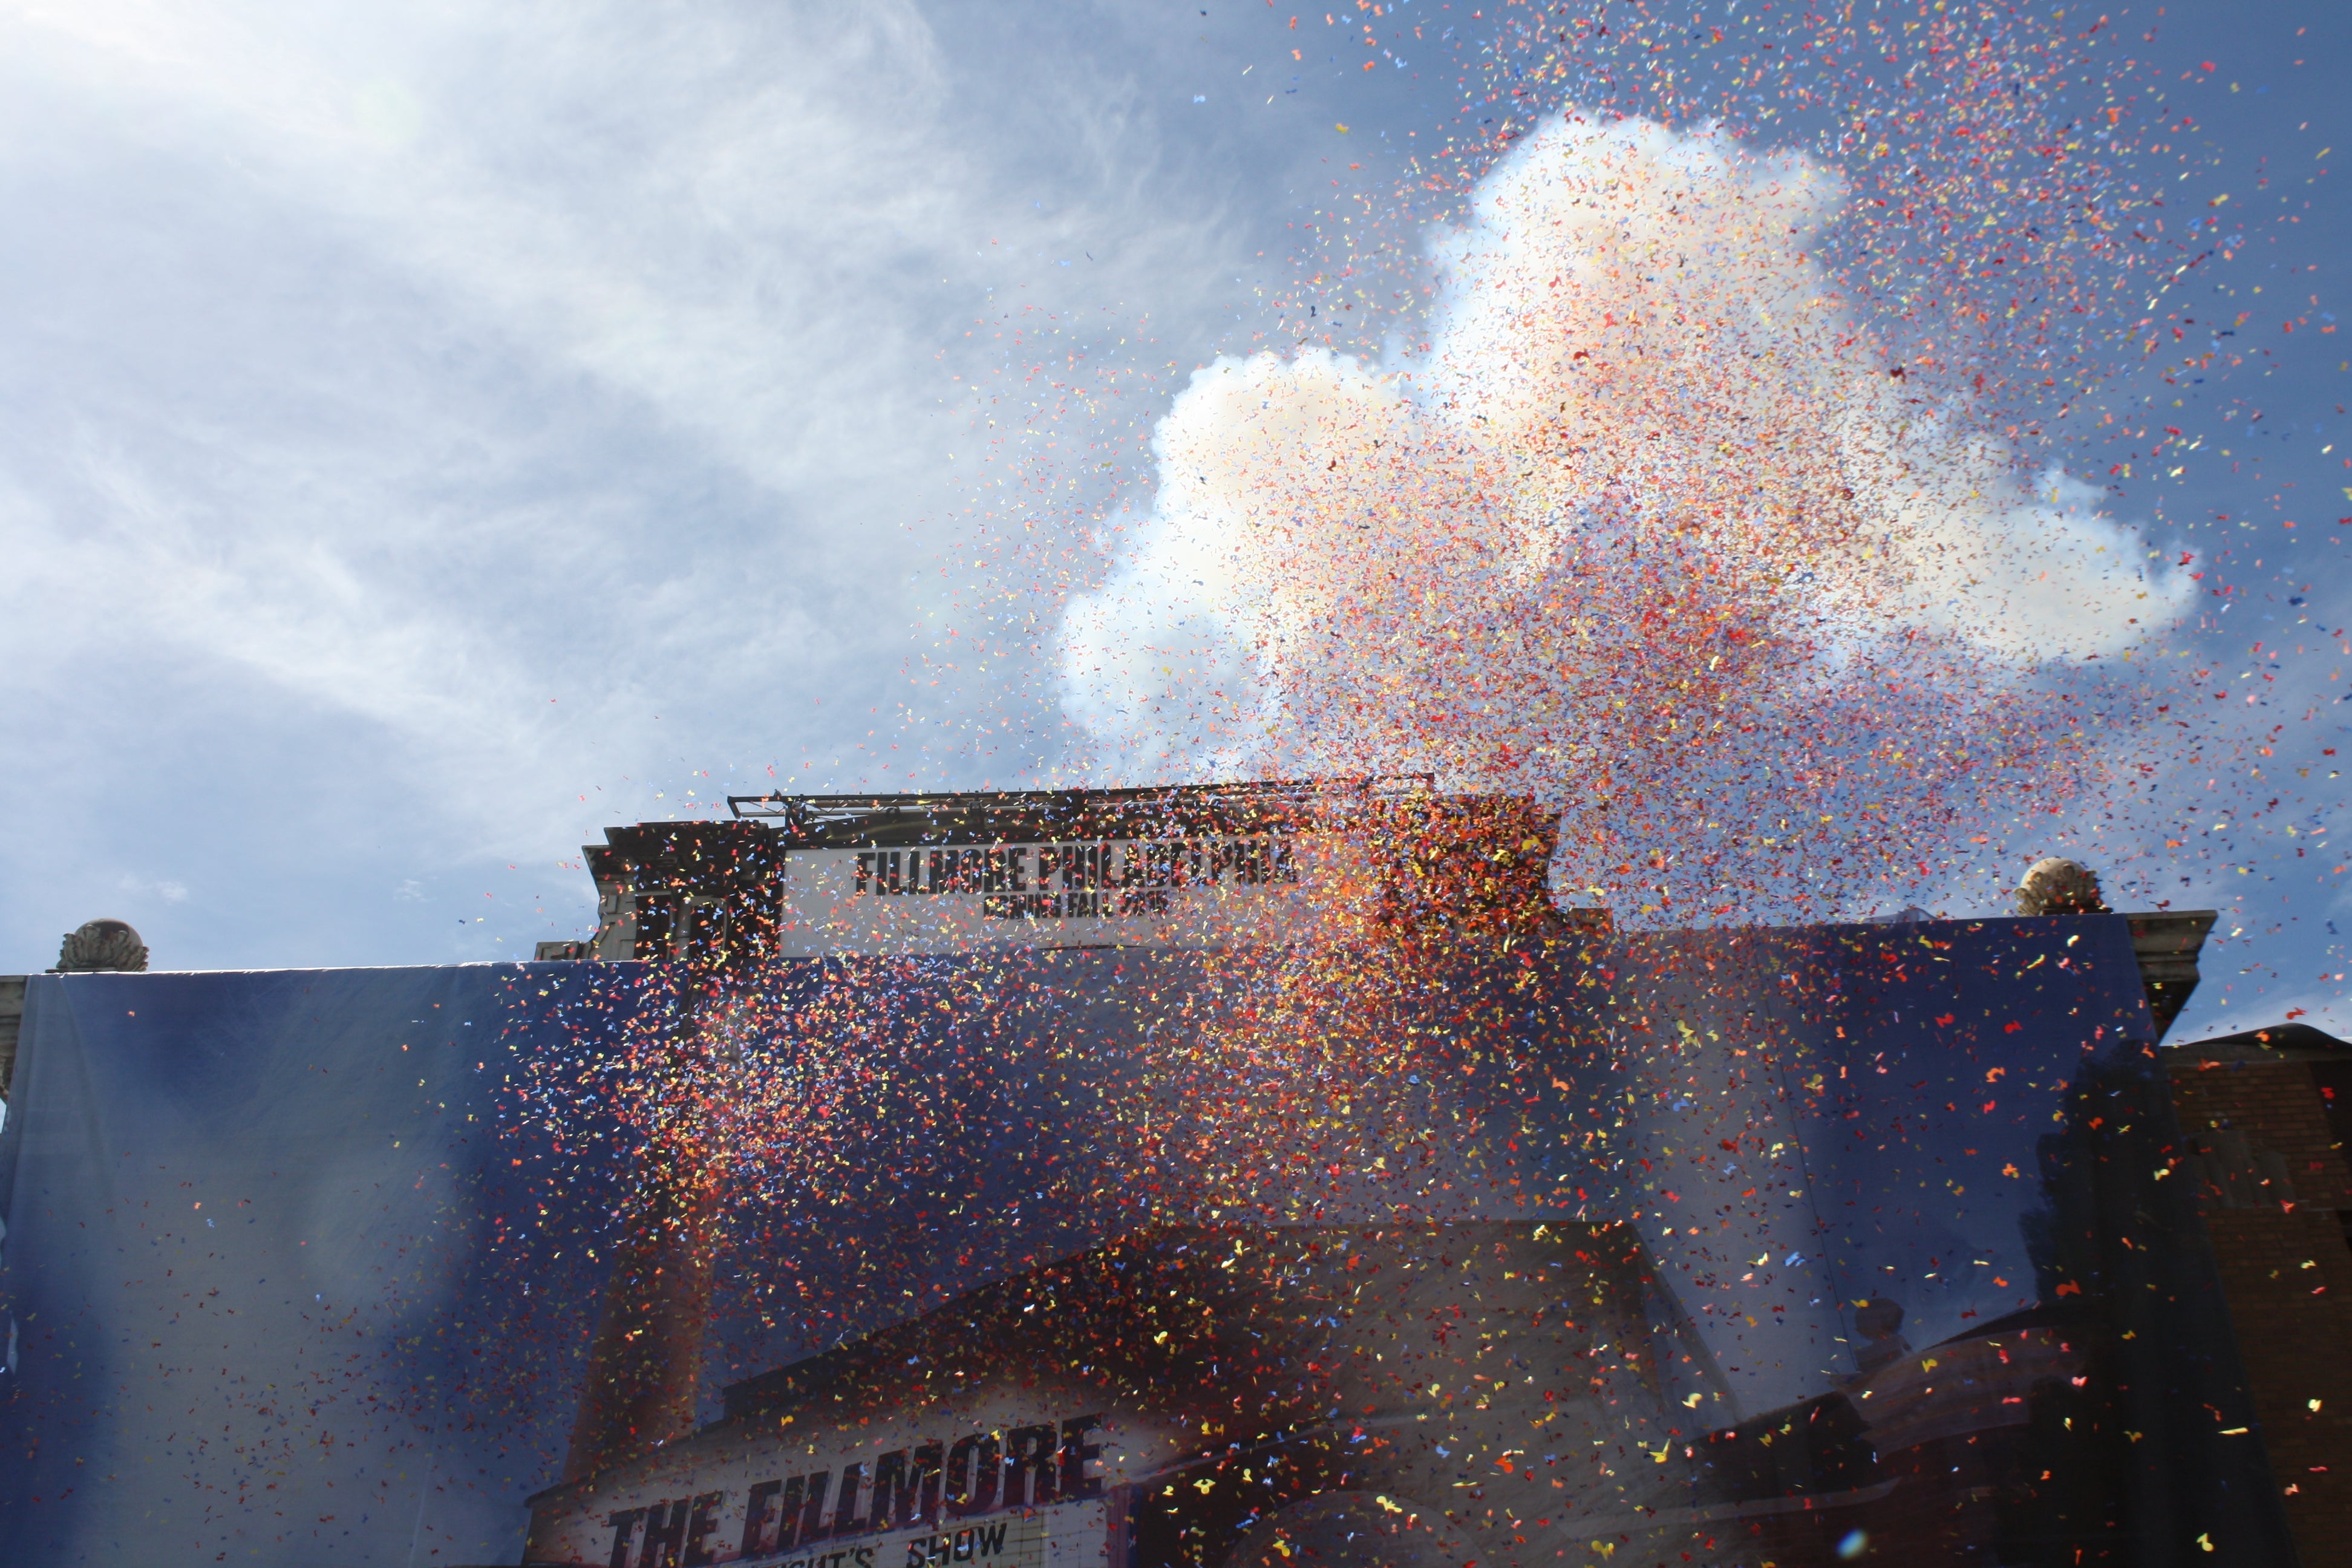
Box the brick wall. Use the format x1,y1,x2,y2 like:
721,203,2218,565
2169,1052,2352,1566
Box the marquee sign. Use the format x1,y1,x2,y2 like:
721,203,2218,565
773,834,1370,956
570,783,1568,964
533,1399,1142,1568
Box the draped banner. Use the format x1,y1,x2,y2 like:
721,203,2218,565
0,917,2294,1565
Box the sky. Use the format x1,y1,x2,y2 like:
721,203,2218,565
0,0,2344,1041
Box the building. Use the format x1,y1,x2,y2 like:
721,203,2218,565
499,777,2330,1566
523,1223,1696,1568
2164,1020,2352,1567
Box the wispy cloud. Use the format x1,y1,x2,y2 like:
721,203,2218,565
0,1,1273,964
116,872,190,904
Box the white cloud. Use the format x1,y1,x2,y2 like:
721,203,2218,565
1059,114,2191,904
115,873,191,904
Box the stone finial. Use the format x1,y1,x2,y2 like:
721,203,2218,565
2016,858,2109,917
54,919,149,973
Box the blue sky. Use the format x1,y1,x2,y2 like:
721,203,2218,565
0,0,2342,1040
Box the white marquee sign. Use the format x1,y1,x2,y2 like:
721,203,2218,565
774,834,1368,956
